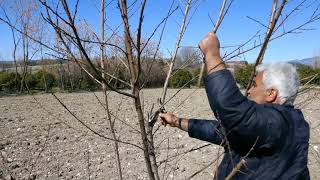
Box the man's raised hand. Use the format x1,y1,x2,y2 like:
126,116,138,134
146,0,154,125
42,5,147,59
199,32,224,73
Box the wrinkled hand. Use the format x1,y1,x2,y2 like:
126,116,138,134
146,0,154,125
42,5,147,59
199,32,221,61
199,32,224,73
159,112,178,127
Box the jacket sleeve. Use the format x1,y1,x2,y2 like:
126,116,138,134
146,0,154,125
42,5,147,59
203,69,285,151
188,119,225,145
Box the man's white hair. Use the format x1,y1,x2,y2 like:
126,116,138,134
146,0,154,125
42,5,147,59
256,62,300,105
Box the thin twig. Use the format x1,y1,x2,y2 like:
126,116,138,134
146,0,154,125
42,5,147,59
225,137,259,180
161,0,193,103
245,0,287,94
197,0,234,87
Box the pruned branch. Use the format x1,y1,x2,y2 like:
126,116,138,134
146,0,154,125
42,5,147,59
197,0,234,87
135,0,147,83
225,137,259,180
161,0,192,104
245,0,287,94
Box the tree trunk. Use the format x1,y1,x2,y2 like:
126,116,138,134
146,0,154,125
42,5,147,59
134,89,156,180
147,125,160,180
12,32,19,92
40,46,48,92
66,61,74,91
59,63,65,91
119,0,158,178
20,25,29,93
41,68,48,92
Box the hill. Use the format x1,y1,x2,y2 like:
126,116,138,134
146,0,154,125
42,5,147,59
289,56,320,68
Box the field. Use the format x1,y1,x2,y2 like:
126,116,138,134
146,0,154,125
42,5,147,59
1,89,320,179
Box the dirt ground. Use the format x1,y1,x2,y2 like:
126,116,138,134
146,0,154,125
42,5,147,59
1,89,320,180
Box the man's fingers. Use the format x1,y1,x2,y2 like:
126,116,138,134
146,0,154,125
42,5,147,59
159,112,170,119
159,112,176,128
160,119,167,127
160,112,173,127
159,113,167,126
159,112,168,118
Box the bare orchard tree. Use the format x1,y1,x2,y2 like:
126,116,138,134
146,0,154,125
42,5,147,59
176,46,201,70
34,0,180,179
12,0,40,93
0,3,20,91
0,0,37,92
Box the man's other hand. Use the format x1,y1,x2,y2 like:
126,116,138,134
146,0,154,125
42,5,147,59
159,112,178,127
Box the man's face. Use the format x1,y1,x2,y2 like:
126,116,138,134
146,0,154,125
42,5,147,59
247,71,268,104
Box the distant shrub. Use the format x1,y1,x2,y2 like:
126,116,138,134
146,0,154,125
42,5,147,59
297,65,320,85
0,72,18,92
107,64,130,89
235,64,254,88
36,70,56,89
25,73,37,89
170,69,193,88
235,64,320,88
80,73,99,91
26,70,57,90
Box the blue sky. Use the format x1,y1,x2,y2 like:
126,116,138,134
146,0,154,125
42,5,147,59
0,0,319,63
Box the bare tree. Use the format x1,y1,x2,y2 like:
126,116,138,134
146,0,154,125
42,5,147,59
0,4,20,91
12,0,39,93
176,46,201,69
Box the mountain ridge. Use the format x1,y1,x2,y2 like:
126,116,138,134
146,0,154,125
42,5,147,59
288,56,320,67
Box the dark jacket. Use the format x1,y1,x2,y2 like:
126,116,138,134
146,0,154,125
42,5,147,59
188,69,310,180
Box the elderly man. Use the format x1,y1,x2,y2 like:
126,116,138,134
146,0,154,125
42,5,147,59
159,32,310,179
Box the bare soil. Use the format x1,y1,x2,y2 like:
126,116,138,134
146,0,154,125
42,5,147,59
1,89,320,180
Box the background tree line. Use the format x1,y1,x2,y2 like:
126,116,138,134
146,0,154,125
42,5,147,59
235,64,320,88
1,58,320,94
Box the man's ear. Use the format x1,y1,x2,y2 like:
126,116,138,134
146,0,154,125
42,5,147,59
265,88,278,103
